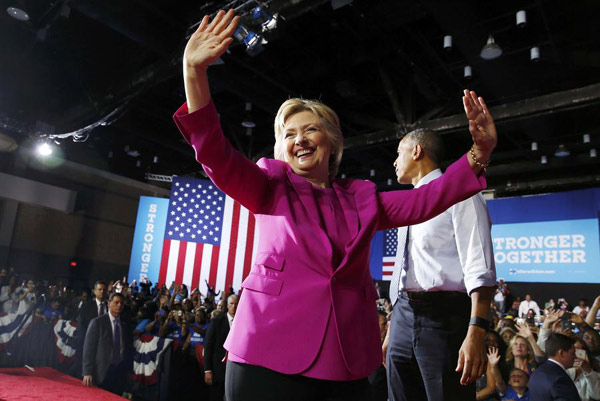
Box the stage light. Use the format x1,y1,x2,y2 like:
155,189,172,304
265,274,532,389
370,169,376,177
252,6,278,32
591,149,597,158
37,143,53,156
234,25,263,56
541,155,548,164
387,178,393,186
531,141,538,151
480,35,502,60
583,134,591,143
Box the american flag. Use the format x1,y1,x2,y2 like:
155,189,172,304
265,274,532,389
158,177,258,294
382,228,398,280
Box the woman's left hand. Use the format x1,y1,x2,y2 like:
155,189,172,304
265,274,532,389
463,89,497,162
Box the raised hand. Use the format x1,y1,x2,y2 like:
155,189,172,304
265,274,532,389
463,89,497,163
487,347,501,366
184,10,239,71
516,322,533,339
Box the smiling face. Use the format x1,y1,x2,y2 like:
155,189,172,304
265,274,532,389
283,111,332,186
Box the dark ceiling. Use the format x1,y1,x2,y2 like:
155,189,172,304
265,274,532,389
1,0,599,197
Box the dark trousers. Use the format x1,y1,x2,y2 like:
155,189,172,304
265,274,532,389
225,361,370,401
99,360,128,396
386,292,475,401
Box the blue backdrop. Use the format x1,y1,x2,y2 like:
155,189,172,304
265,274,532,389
487,188,600,283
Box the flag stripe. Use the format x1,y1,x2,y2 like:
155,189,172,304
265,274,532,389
183,242,196,286
191,243,203,291
215,197,234,291
158,239,171,285
199,245,213,296
224,202,242,292
208,245,220,290
233,208,250,290
175,241,187,284
165,240,180,286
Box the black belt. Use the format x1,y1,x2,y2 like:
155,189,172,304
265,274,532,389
400,290,466,302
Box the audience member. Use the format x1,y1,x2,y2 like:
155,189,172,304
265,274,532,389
529,333,580,401
518,295,541,318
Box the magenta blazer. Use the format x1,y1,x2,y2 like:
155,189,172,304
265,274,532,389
174,101,486,379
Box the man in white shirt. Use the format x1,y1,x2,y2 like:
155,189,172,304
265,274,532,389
518,294,541,318
385,125,497,401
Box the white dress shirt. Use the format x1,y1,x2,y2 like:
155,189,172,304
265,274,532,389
518,300,541,317
95,298,106,315
399,169,496,294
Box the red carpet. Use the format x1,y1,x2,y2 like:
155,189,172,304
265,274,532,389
0,367,125,400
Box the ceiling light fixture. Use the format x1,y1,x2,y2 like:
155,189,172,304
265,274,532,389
153,156,159,164
516,10,527,27
531,141,538,151
341,173,347,179
554,144,570,157
530,47,540,61
443,35,452,51
591,149,597,158
583,134,591,143
480,35,502,60
370,169,376,177
387,178,393,186
541,155,547,164
6,7,29,21
242,102,256,128
464,65,472,79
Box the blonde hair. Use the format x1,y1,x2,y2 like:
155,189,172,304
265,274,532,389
273,98,343,179
506,335,535,365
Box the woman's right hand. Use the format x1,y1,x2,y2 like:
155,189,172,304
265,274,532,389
487,347,500,366
184,10,239,72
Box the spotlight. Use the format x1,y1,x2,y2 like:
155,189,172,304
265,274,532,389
443,35,452,51
480,35,502,60
516,10,527,27
370,169,376,177
583,134,591,144
251,6,278,32
387,178,393,186
153,156,159,164
234,25,263,56
37,143,53,156
541,155,547,164
531,141,538,151
591,149,597,158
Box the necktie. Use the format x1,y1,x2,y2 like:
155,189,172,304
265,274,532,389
98,302,105,316
112,318,122,364
389,226,409,307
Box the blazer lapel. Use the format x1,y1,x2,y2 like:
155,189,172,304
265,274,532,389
332,181,361,273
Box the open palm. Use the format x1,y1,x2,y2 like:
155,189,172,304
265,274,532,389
184,10,239,71
463,89,497,154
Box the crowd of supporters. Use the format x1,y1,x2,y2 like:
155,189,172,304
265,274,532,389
2,267,600,401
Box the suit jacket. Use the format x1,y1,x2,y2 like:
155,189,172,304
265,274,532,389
78,299,105,336
173,101,486,379
203,314,230,382
529,360,581,401
82,313,133,385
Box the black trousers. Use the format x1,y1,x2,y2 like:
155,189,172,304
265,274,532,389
99,360,128,396
225,361,370,401
386,292,475,401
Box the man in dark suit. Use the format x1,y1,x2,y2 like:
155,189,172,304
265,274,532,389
204,294,238,401
529,333,581,401
82,292,133,395
78,281,108,333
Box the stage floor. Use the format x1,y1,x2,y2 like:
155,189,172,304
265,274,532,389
0,367,125,400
